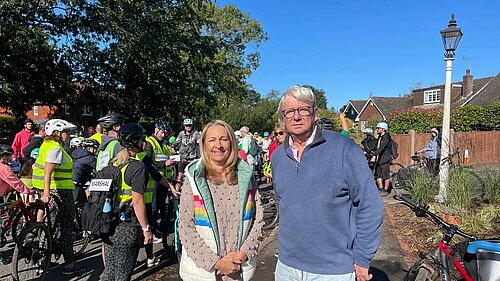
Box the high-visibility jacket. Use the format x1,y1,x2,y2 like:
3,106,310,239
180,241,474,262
33,140,75,190
117,161,134,209
146,136,173,178
135,152,155,204
96,139,119,171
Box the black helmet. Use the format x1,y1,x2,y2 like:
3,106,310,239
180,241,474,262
97,113,128,131
82,138,100,148
118,123,146,149
24,119,33,125
0,144,14,156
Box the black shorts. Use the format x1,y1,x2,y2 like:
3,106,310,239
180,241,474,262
375,163,391,180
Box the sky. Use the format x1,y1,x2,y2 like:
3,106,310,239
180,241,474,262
217,0,500,111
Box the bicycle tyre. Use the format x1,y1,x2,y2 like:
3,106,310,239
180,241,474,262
465,169,486,200
260,190,279,230
12,222,52,281
404,250,440,281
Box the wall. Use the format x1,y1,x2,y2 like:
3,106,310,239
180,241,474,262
392,130,500,166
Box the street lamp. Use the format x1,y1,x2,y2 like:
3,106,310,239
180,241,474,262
438,14,463,202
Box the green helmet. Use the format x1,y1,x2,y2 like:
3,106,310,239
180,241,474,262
169,136,176,144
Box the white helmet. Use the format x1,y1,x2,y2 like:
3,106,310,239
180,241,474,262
45,119,77,135
70,137,83,148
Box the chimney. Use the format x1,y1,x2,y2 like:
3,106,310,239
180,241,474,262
462,69,473,97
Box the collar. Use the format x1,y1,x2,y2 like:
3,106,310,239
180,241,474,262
284,125,324,161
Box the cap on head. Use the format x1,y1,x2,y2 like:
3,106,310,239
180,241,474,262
362,128,373,135
263,131,270,137
183,118,193,126
45,119,77,135
376,122,388,131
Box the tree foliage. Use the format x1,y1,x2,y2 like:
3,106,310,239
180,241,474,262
1,0,268,126
303,84,328,109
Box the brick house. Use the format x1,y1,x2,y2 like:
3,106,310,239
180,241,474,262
347,69,500,130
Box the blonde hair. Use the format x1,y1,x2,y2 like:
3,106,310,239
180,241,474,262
200,120,239,185
112,148,130,166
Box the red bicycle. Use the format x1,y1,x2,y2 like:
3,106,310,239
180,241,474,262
395,194,500,281
0,195,44,248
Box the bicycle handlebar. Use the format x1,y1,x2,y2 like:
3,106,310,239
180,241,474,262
393,194,477,241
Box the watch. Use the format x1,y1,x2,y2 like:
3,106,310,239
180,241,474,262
142,225,151,232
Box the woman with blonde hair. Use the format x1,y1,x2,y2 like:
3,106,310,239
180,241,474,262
179,120,263,281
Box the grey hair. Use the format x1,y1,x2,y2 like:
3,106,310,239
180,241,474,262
240,126,250,133
277,85,317,127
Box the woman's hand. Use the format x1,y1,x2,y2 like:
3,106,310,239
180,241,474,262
143,230,153,245
214,255,241,275
41,193,50,203
225,251,247,264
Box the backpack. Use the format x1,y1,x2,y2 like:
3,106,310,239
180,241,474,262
82,161,130,244
390,139,399,160
248,137,259,157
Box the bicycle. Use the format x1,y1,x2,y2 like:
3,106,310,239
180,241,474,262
259,185,278,231
0,195,41,248
12,194,87,280
395,194,500,281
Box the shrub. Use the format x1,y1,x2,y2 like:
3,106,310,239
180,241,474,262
388,109,442,134
482,169,500,204
408,169,437,205
460,205,500,235
447,166,473,210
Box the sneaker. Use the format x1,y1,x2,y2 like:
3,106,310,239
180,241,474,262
152,236,163,244
146,257,160,268
62,263,84,275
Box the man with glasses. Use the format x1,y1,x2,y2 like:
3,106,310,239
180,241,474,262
173,118,200,189
271,85,383,281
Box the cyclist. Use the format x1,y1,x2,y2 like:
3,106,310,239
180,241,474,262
0,144,33,197
71,138,99,203
144,120,178,255
172,118,200,190
32,119,84,275
95,113,128,171
370,122,393,196
101,123,153,280
416,127,441,175
360,128,377,169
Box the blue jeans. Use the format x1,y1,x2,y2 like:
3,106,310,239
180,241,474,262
275,259,355,281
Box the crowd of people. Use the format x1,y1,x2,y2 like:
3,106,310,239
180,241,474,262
0,85,397,280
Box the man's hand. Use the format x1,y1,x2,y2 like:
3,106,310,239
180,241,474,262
214,255,241,275
354,264,372,281
169,182,181,196
165,159,176,167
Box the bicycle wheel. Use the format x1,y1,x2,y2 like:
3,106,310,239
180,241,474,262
12,222,52,281
404,250,440,281
260,190,279,231
389,162,405,194
465,169,486,200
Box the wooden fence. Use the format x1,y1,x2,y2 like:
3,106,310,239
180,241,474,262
392,130,500,166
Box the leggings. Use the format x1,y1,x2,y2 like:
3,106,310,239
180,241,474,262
101,225,141,281
49,189,75,264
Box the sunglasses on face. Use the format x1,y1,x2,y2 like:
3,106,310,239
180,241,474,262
274,131,284,136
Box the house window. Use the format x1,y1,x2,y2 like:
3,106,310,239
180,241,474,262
361,121,368,131
82,106,93,116
424,89,441,104
33,106,39,116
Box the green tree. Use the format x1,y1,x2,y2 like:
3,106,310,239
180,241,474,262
303,85,328,109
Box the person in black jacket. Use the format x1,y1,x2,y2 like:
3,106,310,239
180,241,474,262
22,123,46,160
360,128,377,170
71,138,99,203
370,122,392,196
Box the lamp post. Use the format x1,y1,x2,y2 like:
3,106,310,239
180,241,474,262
438,14,463,202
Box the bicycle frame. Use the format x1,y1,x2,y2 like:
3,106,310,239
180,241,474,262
437,241,473,281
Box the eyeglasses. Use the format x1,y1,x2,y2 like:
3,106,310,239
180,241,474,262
184,125,192,127
274,131,285,136
282,106,312,119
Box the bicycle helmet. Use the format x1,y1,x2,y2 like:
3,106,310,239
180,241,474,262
169,136,176,144
97,113,128,131
362,128,374,135
376,122,388,131
263,132,270,137
70,137,83,148
30,148,40,159
45,119,77,135
24,118,33,125
118,123,146,149
234,130,242,137
0,144,14,155
82,138,100,148
183,118,193,126
155,119,172,132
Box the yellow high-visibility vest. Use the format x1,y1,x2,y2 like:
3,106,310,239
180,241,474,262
33,140,75,190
